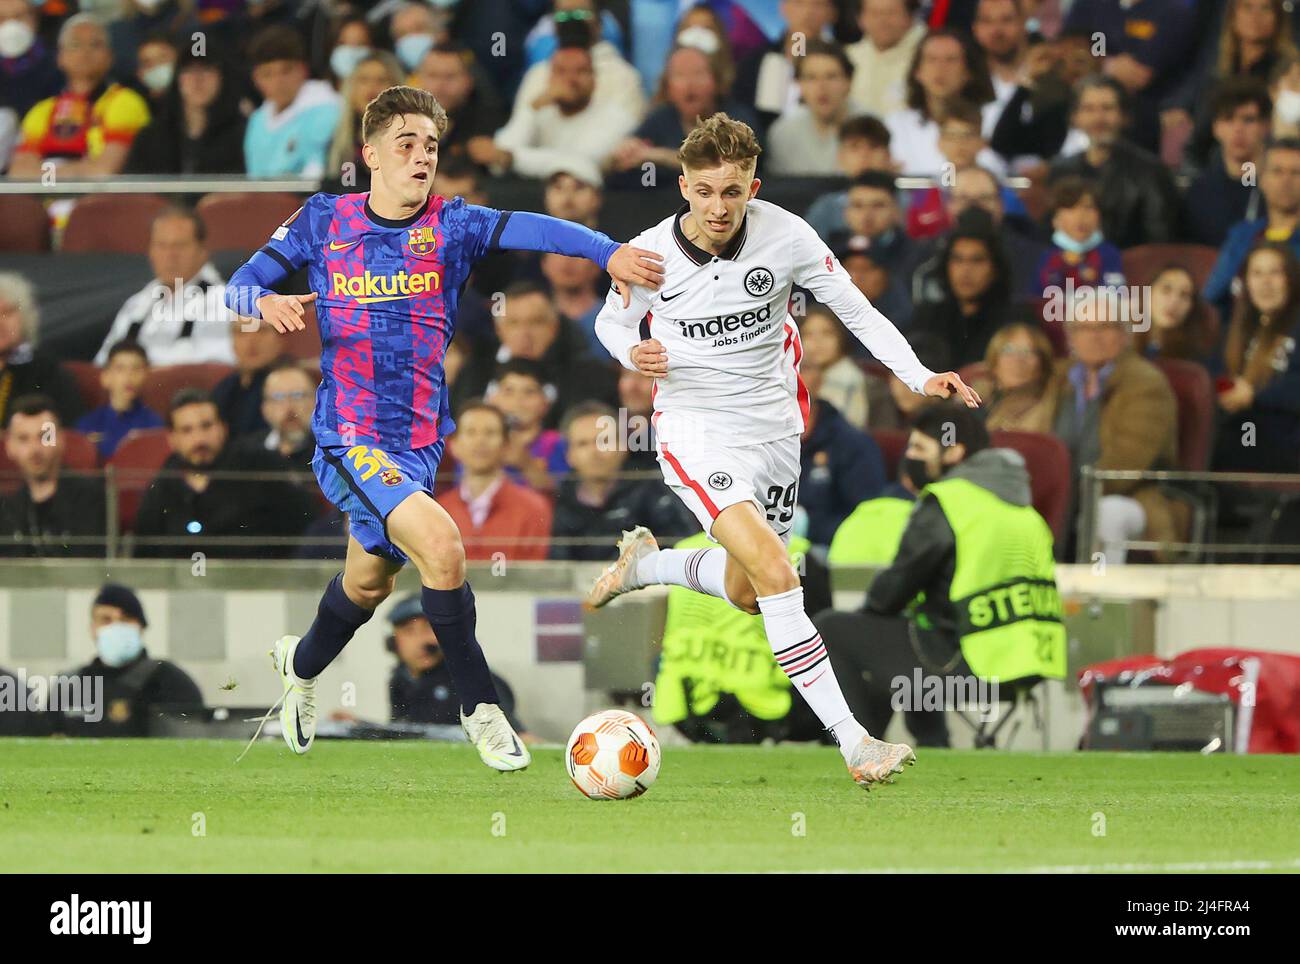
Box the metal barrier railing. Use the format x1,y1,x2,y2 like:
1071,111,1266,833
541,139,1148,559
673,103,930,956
0,466,687,560
0,175,320,195
1076,466,1300,562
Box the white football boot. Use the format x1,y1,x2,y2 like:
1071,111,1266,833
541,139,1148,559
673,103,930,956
584,526,659,611
272,635,317,755
846,734,916,789
460,702,531,772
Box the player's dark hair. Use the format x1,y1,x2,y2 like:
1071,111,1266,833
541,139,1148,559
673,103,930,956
911,403,990,456
678,112,762,174
794,39,854,81
167,388,219,428
151,204,205,245
248,24,307,67
838,114,890,148
6,393,59,428
362,85,449,144
105,340,150,367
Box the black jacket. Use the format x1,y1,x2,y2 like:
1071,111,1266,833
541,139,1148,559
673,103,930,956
58,652,204,738
0,476,106,558
799,400,885,547
0,351,84,427
389,660,523,732
133,443,319,558
1048,140,1180,248
211,365,278,438
866,449,1035,635
549,477,700,561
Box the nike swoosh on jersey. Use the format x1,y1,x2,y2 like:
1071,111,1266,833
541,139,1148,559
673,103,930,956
328,240,358,251
659,289,687,301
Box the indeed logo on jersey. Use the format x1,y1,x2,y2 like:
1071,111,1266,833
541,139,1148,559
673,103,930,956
331,269,442,304
677,302,775,346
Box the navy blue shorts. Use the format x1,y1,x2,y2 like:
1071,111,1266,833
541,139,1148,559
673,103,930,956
312,440,446,563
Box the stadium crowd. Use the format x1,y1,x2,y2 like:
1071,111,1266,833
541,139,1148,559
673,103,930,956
2,0,1300,564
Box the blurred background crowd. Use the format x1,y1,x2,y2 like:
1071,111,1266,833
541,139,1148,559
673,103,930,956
1,0,1300,565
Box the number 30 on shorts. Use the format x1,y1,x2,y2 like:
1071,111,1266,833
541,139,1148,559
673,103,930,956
346,444,396,481
763,483,797,524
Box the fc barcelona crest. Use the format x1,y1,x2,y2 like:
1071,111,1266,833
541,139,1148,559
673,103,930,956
407,226,437,257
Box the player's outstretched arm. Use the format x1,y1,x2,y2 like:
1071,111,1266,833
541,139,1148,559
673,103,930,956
789,216,980,407
225,200,317,333
493,211,663,306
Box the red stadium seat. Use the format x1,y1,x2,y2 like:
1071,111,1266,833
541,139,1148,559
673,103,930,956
106,428,172,531
0,195,51,252
60,429,100,471
139,363,235,416
870,427,909,480
990,430,1073,545
197,192,305,252
958,361,988,386
1154,358,1215,471
66,360,108,412
1121,244,1219,290
61,194,168,254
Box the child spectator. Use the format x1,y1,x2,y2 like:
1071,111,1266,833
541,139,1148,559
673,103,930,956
1037,177,1126,294
799,303,871,431
485,359,569,494
243,24,341,178
74,342,164,461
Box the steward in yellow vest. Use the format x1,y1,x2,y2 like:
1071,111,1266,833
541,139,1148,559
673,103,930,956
813,406,1065,746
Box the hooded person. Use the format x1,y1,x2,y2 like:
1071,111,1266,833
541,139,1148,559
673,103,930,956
813,404,1066,747
59,583,205,737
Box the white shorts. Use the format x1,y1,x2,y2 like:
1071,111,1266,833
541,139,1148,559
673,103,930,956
657,435,800,543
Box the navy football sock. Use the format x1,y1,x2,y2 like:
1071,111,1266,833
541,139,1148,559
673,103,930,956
293,573,374,679
421,583,500,715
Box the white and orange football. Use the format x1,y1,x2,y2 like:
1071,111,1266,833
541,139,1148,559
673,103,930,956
564,709,661,800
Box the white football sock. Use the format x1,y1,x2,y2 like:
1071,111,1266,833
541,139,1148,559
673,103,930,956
757,587,867,762
634,547,735,605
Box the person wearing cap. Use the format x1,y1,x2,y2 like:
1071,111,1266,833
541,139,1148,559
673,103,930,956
386,592,531,740
59,583,204,738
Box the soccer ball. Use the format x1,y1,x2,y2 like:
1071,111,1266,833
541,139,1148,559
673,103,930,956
565,709,661,800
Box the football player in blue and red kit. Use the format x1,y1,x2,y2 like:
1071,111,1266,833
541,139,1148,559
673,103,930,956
227,86,663,769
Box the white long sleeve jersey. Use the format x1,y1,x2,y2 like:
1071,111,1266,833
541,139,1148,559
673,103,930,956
594,198,936,448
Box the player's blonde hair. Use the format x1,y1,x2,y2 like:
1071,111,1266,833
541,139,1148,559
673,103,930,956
677,113,762,177
362,85,449,145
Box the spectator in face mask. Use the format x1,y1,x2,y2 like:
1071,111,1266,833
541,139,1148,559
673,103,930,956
59,583,205,738
135,33,178,104
0,0,62,123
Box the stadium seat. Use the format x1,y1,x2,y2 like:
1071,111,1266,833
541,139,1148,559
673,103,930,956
106,428,172,531
66,360,109,412
60,429,100,471
1153,358,1214,471
870,428,909,480
1121,244,1220,290
958,361,988,386
61,194,168,254
0,195,51,252
139,363,235,415
197,192,305,252
990,430,1072,544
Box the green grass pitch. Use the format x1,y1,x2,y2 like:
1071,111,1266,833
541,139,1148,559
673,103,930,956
2,739,1298,873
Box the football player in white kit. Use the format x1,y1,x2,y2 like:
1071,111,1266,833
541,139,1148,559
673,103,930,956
585,114,981,789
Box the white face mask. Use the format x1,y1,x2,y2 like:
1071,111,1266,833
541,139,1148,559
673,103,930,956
96,622,145,668
1277,89,1300,126
141,62,174,92
0,19,35,59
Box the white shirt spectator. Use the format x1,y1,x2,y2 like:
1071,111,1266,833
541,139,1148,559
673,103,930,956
494,98,634,180
512,41,646,123
885,106,1007,178
95,262,236,366
767,105,867,176
846,21,925,120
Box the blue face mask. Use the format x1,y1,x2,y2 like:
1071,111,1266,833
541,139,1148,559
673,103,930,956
1052,229,1104,256
96,622,144,668
330,44,370,80
395,33,435,71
